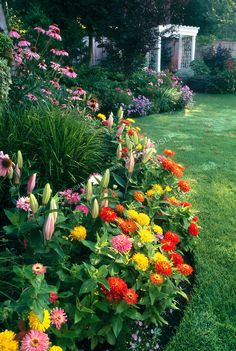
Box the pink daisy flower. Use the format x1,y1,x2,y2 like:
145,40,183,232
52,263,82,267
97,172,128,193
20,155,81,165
50,307,67,330
111,234,132,253
62,66,77,78
75,204,89,215
32,263,47,275
16,197,31,211
38,60,47,70
9,29,20,39
21,330,49,351
18,39,31,47
34,26,46,34
0,151,13,177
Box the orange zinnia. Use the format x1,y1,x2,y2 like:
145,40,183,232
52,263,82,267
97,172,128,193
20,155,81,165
150,273,164,285
115,204,125,215
119,219,137,234
133,191,145,203
164,149,175,157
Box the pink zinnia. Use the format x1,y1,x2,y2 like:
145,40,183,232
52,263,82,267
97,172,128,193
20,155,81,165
16,197,31,211
0,151,13,177
59,189,80,205
32,263,47,275
21,329,49,351
62,66,77,78
18,39,31,47
50,307,67,330
75,204,89,215
9,29,20,39
111,234,132,253
34,26,46,34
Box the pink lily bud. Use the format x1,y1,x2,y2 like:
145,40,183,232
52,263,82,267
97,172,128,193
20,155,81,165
27,173,37,194
116,123,125,136
125,152,135,173
101,191,109,208
107,113,114,128
43,213,55,241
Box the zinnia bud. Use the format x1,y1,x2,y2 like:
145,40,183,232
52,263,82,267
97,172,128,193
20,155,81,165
126,152,135,173
17,150,23,169
27,173,37,194
14,164,21,185
116,123,125,136
116,143,122,160
50,198,58,222
91,198,99,218
117,106,124,121
42,183,52,205
30,194,39,213
43,213,55,241
107,113,114,128
101,169,110,188
86,179,93,200
142,148,154,164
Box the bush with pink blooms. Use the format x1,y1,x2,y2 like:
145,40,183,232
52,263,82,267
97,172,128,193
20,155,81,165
0,107,200,350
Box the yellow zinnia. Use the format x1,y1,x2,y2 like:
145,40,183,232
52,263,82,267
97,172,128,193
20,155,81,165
0,330,19,351
49,347,63,351
28,309,51,332
136,143,143,151
146,189,155,198
69,226,87,241
153,225,163,234
139,229,155,243
127,209,139,221
152,184,164,195
132,253,149,271
154,252,168,262
136,213,150,226
165,186,172,192
97,113,106,121
126,118,135,123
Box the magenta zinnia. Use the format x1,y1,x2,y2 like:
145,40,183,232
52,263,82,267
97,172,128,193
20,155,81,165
50,308,67,330
111,234,132,253
21,330,49,351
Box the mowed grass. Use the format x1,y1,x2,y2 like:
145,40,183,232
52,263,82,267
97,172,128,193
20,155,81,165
137,94,236,351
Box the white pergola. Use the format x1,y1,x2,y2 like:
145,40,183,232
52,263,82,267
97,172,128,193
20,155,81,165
147,25,200,72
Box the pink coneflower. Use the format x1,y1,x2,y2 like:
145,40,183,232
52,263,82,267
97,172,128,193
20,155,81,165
0,151,13,177
41,88,52,96
62,66,77,78
73,87,86,96
49,24,60,31
50,48,69,56
50,307,67,330
14,54,23,66
50,98,60,106
50,80,60,89
38,60,47,70
111,234,132,253
46,30,62,41
18,38,31,47
50,61,61,71
21,329,49,351
34,26,46,34
9,29,20,39
32,263,47,275
26,93,38,101
16,197,31,211
75,204,89,215
59,189,80,205
25,49,40,61
87,98,99,112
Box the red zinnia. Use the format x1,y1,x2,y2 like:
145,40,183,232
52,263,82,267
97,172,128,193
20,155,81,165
133,191,145,203
178,180,191,193
188,221,199,236
169,252,184,266
50,292,58,303
150,273,164,285
100,207,117,222
123,289,138,304
101,277,128,302
164,231,180,244
177,263,193,276
155,261,172,276
119,219,137,234
193,216,198,222
164,149,175,157
161,239,176,252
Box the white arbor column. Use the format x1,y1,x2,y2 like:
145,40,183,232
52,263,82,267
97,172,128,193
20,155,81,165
156,36,162,73
178,35,183,69
191,35,196,61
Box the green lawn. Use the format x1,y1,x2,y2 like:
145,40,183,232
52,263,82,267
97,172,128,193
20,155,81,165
137,94,236,351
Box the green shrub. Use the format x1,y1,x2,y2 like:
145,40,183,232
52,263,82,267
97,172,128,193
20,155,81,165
156,87,181,113
0,106,113,190
190,59,210,75
0,33,13,64
0,58,12,101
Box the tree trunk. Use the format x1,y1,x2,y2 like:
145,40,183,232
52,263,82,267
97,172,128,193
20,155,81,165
0,2,8,33
89,35,95,66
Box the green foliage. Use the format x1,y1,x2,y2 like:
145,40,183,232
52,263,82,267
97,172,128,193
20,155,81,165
0,107,112,190
0,58,12,101
0,33,13,64
190,59,210,75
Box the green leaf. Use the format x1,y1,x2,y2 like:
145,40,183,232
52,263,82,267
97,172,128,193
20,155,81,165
112,315,123,338
91,337,98,350
79,279,97,295
4,209,27,227
112,173,126,188
81,240,96,252
106,330,116,345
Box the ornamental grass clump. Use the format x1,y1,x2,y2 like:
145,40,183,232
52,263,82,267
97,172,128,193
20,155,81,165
0,108,200,350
